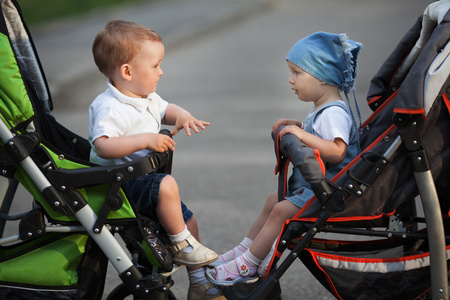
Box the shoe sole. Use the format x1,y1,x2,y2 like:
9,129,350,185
174,255,218,267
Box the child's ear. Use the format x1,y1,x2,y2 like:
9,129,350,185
119,64,132,81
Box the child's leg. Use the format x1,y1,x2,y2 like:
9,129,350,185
124,173,217,267
247,191,279,240
186,217,224,299
157,175,218,267
250,199,299,259
186,214,199,240
206,200,300,285
209,191,279,267
156,175,185,235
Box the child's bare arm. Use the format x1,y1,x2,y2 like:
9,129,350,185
163,103,210,136
279,125,347,164
93,133,175,159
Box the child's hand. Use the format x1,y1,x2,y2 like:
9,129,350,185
279,125,304,141
272,119,302,135
171,112,210,136
146,133,176,153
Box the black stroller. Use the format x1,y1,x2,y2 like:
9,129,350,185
220,1,450,300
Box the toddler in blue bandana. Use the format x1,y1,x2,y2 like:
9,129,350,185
206,32,363,286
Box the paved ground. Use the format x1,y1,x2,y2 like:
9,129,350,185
5,0,432,299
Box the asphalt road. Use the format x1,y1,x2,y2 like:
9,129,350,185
5,0,432,299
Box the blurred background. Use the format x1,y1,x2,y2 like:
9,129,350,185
13,0,433,298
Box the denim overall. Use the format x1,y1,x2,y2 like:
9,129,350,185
286,101,360,208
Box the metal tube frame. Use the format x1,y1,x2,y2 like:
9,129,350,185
414,170,448,300
0,120,139,284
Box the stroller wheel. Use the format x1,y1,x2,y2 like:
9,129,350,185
106,283,177,300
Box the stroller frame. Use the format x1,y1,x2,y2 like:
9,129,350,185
241,134,448,300
221,127,448,300
0,114,177,298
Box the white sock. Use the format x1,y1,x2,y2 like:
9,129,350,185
188,268,220,295
243,250,261,267
168,225,193,252
221,237,253,261
223,250,260,276
241,237,253,249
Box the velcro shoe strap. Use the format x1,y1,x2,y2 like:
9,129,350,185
236,256,254,277
171,237,192,253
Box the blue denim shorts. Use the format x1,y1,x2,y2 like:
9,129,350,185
123,172,193,223
285,186,315,208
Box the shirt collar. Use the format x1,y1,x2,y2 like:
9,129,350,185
107,80,155,113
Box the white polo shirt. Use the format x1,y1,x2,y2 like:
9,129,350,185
88,81,169,166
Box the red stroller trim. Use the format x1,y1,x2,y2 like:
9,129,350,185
367,95,382,107
306,248,344,300
363,89,399,128
314,149,326,177
442,93,450,114
393,107,426,116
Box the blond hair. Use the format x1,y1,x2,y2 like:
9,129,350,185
92,19,162,78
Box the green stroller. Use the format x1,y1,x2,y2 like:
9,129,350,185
0,0,181,299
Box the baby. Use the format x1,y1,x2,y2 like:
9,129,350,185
206,32,362,286
89,20,224,300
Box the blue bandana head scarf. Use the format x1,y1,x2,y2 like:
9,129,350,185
286,32,363,94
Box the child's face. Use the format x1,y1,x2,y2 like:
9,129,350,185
287,61,323,103
127,40,164,98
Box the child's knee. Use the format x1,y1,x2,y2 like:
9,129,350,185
268,191,278,205
159,175,180,198
271,200,298,221
263,192,279,212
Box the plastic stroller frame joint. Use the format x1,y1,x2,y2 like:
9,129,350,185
407,148,431,172
93,181,124,234
395,113,424,151
345,151,391,196
0,165,15,178
0,132,40,166
119,264,173,300
278,221,309,253
41,185,87,216
311,179,335,205
18,209,45,241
